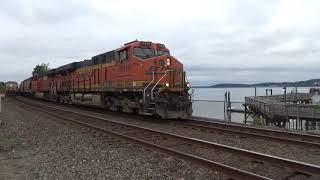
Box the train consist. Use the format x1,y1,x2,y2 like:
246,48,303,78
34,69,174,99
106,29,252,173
20,40,192,119
5,81,18,96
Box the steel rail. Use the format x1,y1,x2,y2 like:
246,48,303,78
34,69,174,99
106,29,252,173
16,100,270,180
188,116,320,144
16,98,320,178
173,120,320,148
38,101,319,149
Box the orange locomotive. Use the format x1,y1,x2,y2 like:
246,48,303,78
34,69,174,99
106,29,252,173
20,40,192,119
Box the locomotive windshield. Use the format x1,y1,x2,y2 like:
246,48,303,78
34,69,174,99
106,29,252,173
134,48,155,59
156,50,170,56
134,48,170,59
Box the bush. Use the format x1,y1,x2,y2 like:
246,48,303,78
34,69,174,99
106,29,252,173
0,82,5,94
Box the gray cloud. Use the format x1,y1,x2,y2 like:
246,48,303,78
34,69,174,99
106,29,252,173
0,0,91,24
0,0,319,86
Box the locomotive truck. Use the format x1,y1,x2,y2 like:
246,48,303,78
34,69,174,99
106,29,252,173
20,40,192,119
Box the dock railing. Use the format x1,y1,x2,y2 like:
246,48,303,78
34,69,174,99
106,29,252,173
245,93,320,119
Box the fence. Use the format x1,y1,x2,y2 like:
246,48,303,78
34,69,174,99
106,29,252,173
245,93,320,119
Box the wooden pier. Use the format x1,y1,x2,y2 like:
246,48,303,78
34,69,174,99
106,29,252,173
244,93,320,120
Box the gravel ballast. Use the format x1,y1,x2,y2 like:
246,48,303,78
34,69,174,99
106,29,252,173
19,97,320,166
0,98,225,179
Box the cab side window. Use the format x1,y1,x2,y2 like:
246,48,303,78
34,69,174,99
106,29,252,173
120,49,128,61
115,49,129,63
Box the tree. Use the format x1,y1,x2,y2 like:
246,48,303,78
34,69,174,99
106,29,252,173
32,63,50,76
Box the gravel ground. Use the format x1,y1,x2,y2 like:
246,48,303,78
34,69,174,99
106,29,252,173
18,97,320,166
16,99,311,179
0,98,227,179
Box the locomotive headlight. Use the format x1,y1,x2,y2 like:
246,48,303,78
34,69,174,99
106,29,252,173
187,83,190,88
165,83,169,87
159,60,165,66
166,58,171,66
10,84,13,87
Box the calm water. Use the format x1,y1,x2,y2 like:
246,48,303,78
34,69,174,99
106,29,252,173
191,87,320,132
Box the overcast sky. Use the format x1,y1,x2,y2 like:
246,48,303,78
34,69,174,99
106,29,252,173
0,0,319,85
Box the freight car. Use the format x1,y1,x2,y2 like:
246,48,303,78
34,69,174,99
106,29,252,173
20,40,192,119
5,81,18,96
19,78,32,96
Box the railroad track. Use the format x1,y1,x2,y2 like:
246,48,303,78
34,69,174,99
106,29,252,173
180,116,320,148
17,97,320,148
57,100,320,148
15,98,320,180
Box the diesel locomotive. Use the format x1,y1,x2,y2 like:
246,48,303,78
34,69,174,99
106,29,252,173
20,40,192,119
5,81,18,96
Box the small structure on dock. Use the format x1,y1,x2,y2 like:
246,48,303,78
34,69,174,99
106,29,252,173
311,93,320,105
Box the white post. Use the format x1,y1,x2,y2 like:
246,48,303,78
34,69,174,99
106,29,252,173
254,87,257,97
0,94,4,113
0,94,3,127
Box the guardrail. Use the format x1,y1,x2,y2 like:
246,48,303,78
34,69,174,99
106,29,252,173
245,93,320,119
249,93,313,103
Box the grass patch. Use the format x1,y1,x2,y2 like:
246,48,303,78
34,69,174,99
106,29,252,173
0,135,24,148
0,135,25,160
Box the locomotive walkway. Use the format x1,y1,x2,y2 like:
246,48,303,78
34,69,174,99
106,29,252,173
14,97,320,179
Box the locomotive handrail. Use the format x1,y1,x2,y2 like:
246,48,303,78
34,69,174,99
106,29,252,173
151,70,174,100
185,72,193,100
143,71,155,104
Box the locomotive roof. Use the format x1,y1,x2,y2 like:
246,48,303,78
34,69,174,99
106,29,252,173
5,81,18,85
47,59,90,75
92,50,115,59
31,40,161,77
48,50,116,75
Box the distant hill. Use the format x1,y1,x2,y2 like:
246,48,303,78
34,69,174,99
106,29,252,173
209,83,252,88
206,79,320,88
